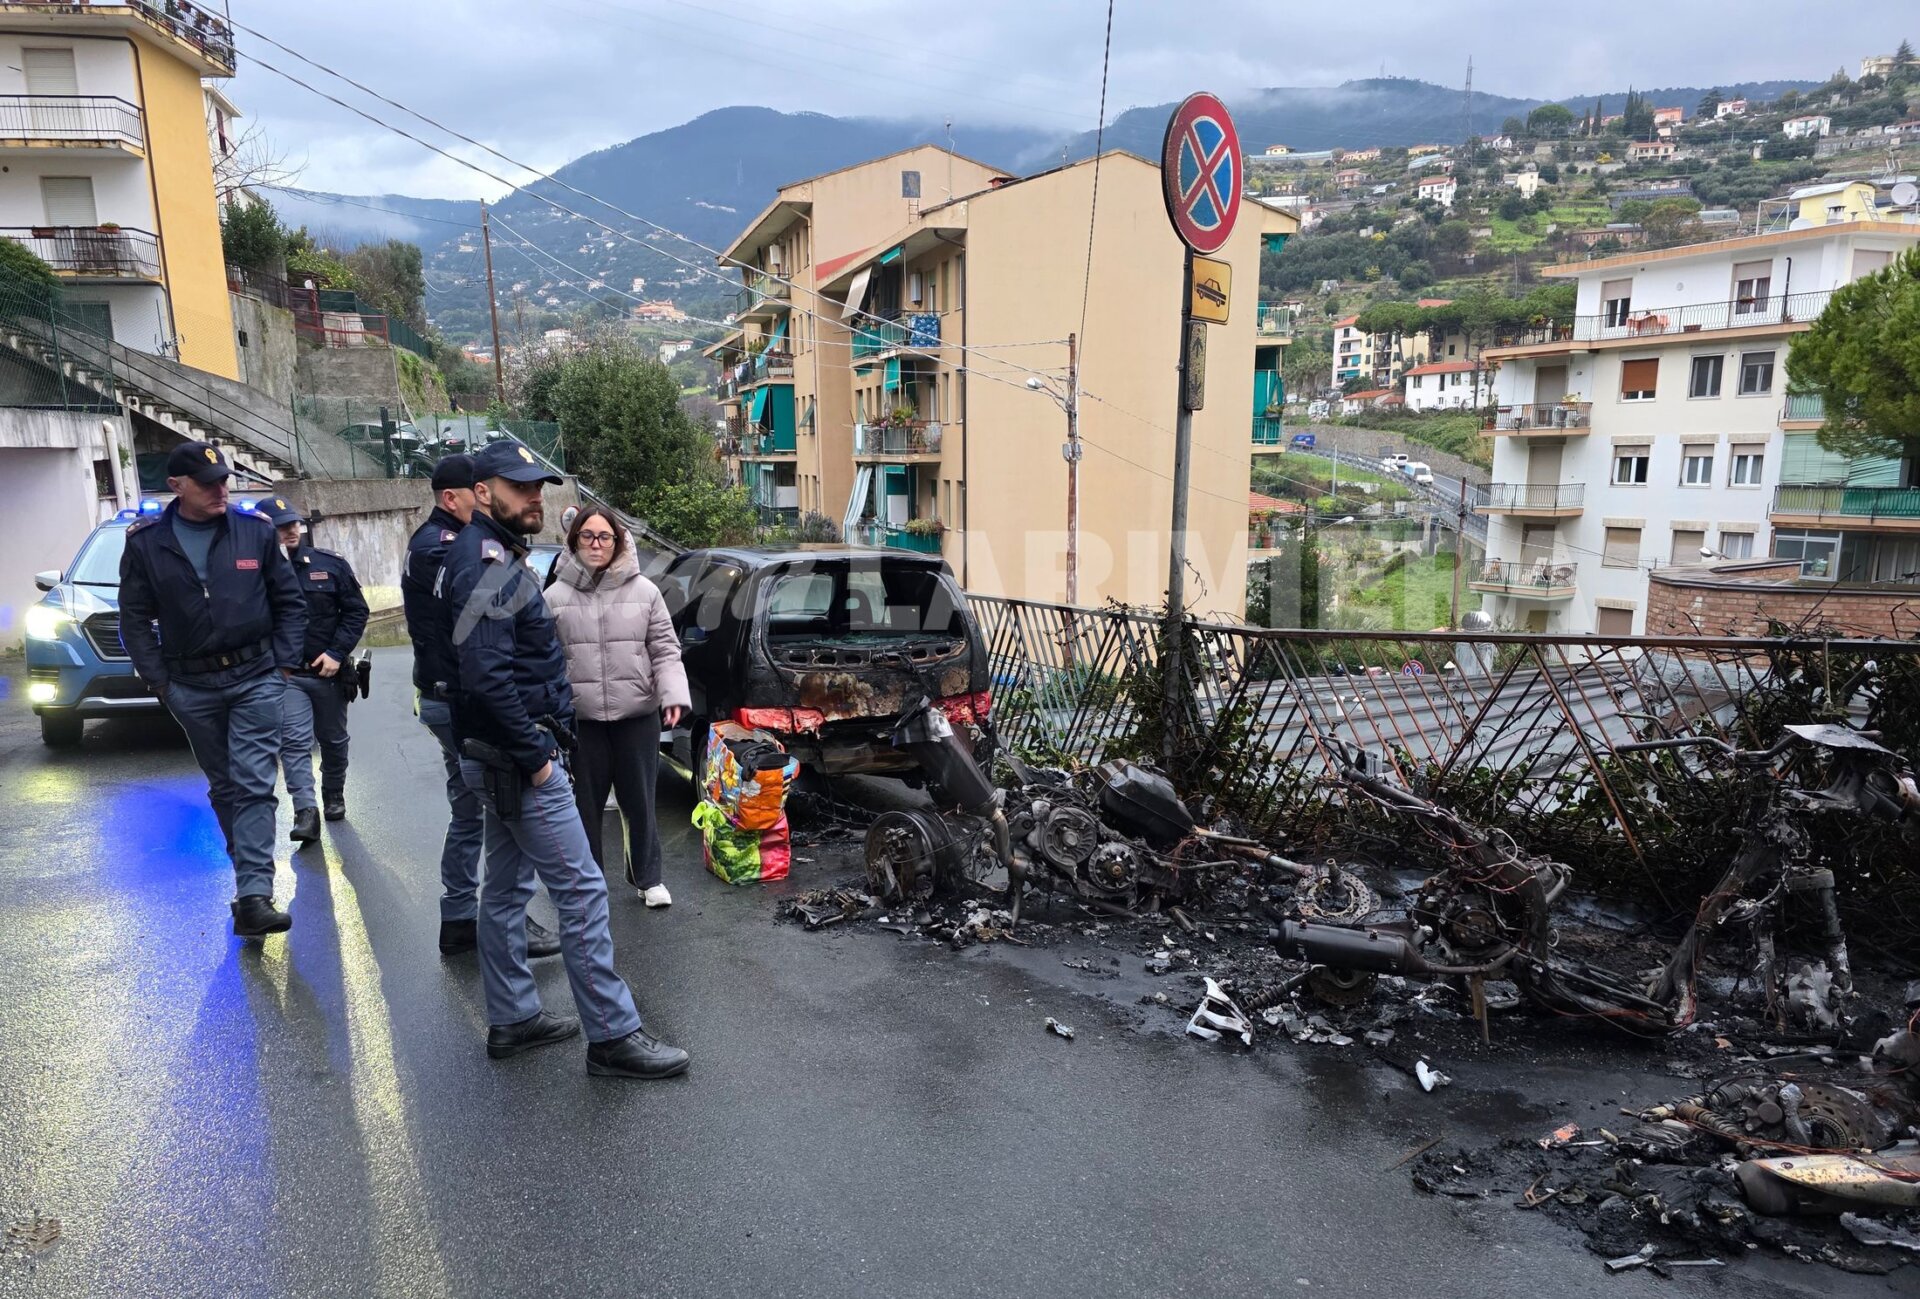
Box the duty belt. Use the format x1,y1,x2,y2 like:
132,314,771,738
165,637,272,675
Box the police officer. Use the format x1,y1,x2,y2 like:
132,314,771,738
263,497,368,841
119,442,306,937
443,440,688,1079
402,454,560,960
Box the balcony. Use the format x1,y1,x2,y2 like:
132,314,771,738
0,2,236,74
1771,484,1920,530
1252,414,1284,447
1780,393,1825,426
1473,483,1585,517
746,348,794,383
1255,304,1295,340
1,226,160,281
0,96,143,153
851,521,944,553
1483,401,1592,435
853,421,942,459
852,312,940,359
1494,290,1836,354
735,273,791,320
1470,558,1579,599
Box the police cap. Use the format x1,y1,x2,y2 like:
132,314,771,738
472,439,562,485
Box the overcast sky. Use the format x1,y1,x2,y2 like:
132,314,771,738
229,0,1914,200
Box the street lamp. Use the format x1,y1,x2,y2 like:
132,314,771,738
1025,333,1082,603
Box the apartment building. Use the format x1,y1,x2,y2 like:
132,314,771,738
0,0,237,376
1476,221,1920,634
1332,300,1471,393
715,150,1296,614
707,146,1010,533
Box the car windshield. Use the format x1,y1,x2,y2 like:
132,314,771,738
763,564,965,641
67,524,128,586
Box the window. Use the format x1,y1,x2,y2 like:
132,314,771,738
40,174,97,226
1852,249,1892,280
901,170,921,199
1603,527,1642,569
1738,351,1774,395
1613,450,1650,484
1596,607,1635,636
1620,357,1657,401
1671,529,1707,564
1602,279,1633,327
1718,531,1754,559
1681,452,1714,486
1772,528,1841,578
1688,355,1723,398
1729,448,1764,485
1731,260,1772,316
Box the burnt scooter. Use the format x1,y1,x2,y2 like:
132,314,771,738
1280,723,1920,1033
863,696,1020,910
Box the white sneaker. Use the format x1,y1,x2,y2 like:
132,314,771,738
642,885,672,909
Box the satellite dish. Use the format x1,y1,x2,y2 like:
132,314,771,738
1788,217,1815,230
1893,181,1920,208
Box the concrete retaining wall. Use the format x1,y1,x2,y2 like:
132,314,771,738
230,293,298,407
296,345,401,406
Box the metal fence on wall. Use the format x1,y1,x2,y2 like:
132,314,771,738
971,595,1920,922
291,395,563,482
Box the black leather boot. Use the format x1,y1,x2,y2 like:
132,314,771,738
322,793,346,822
289,807,320,843
232,895,292,937
586,1029,690,1079
487,1010,580,1059
439,918,477,955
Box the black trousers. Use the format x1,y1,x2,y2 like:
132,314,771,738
571,712,664,889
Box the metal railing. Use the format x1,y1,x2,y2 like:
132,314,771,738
1563,289,1834,343
122,0,236,71
749,348,794,381
1256,303,1296,338
851,520,943,553
1486,401,1592,431
970,596,1920,935
853,421,942,456
1470,557,1579,595
0,95,143,146
1781,393,1825,422
1771,484,1920,523
1252,415,1284,445
1474,482,1586,511
1,226,159,279
852,312,940,358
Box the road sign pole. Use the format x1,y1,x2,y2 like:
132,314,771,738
1163,248,1196,766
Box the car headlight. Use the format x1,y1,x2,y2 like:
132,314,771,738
24,604,70,641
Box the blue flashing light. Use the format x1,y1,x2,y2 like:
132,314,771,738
139,499,164,513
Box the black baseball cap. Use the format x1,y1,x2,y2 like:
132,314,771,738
165,440,232,484
430,453,478,492
472,439,562,485
261,495,303,527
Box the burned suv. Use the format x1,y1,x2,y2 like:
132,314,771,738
659,548,993,779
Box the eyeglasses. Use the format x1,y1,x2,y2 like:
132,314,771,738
578,531,617,546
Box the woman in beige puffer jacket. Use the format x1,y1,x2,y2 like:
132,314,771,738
546,507,691,907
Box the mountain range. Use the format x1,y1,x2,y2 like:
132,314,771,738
266,76,1821,344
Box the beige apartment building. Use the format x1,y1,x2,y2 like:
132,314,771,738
713,149,1296,617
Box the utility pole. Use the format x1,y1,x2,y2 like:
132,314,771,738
1163,250,1196,767
480,202,506,405
1449,486,1468,628
1064,331,1081,605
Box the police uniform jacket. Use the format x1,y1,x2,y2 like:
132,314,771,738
291,546,369,671
443,508,573,778
118,501,306,692
400,505,464,696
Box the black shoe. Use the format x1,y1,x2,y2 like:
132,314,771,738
487,1010,580,1059
323,795,346,822
289,807,320,843
439,918,477,955
232,895,292,937
586,1029,690,1080
524,915,562,959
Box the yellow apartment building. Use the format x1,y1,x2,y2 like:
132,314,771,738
0,0,238,377
714,149,1297,617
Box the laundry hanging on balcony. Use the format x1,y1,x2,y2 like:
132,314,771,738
907,313,940,348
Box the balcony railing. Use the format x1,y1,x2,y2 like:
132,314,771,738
1473,483,1586,512
749,348,794,381
1771,484,1920,523
0,95,143,147
1256,304,1295,339
1470,558,1579,597
122,1,236,71
851,521,944,553
2,226,159,279
852,312,940,358
1252,415,1284,445
1485,401,1592,432
1781,393,1825,423
854,421,942,457
1554,290,1835,344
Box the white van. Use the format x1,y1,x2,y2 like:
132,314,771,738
1407,462,1434,485
1380,452,1409,474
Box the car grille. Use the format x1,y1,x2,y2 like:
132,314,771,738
82,612,128,661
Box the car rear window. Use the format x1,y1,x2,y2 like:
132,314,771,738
68,524,128,586
764,565,964,640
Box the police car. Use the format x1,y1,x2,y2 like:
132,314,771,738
24,498,265,747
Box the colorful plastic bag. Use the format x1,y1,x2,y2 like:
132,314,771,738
704,721,801,831
691,799,791,884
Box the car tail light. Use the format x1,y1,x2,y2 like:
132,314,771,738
735,706,825,734
935,691,992,725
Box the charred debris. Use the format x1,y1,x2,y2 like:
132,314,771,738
775,692,1920,1273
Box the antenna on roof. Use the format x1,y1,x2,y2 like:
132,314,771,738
945,116,955,201
1462,55,1474,144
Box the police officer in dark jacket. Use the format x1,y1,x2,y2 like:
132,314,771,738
262,496,368,841
443,439,687,1079
119,442,306,937
401,454,559,959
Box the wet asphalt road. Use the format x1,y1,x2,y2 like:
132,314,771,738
0,651,1904,1299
